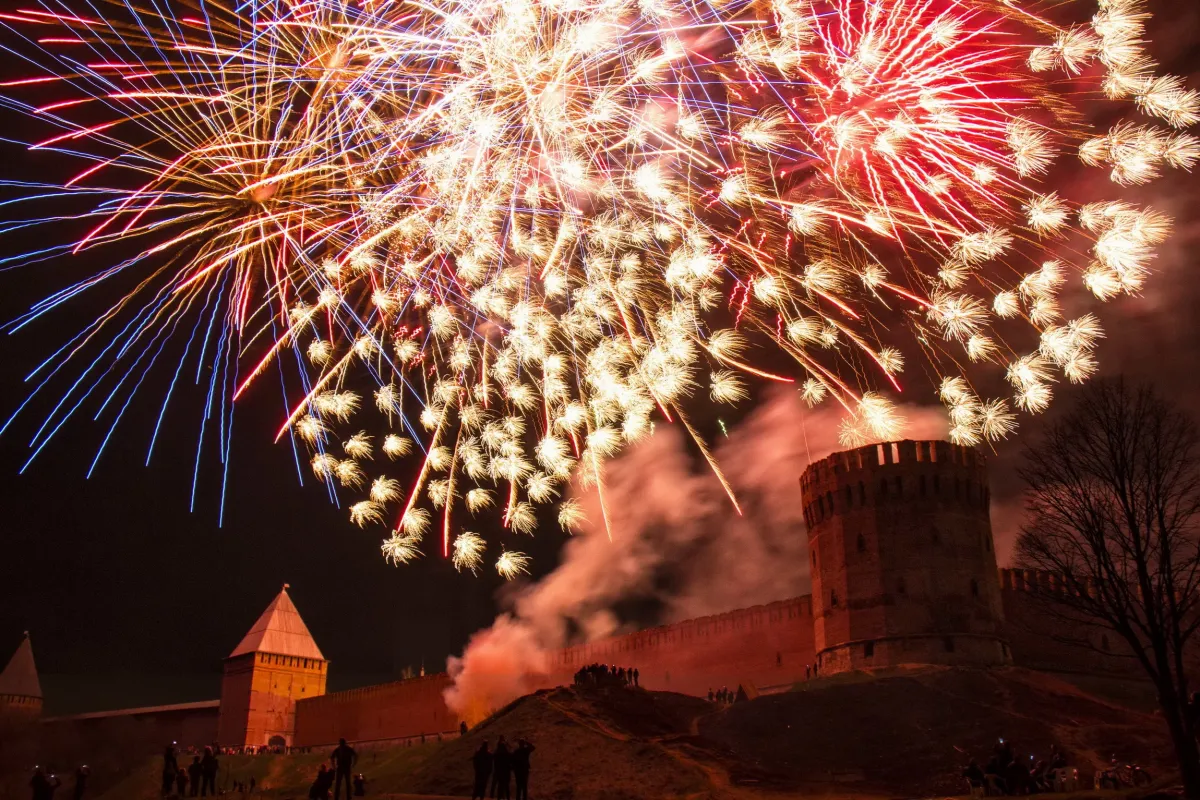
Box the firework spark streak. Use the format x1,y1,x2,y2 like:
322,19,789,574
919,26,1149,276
0,0,1195,571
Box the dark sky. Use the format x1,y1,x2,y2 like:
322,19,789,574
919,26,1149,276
0,1,1198,716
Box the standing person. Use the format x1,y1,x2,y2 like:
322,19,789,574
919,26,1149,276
31,767,61,800
330,738,358,800
490,736,511,800
199,747,218,797
707,689,714,703
471,742,492,800
162,744,179,797
72,766,89,800
460,720,469,737
174,768,187,798
633,668,639,687
512,739,535,800
353,773,366,797
187,757,202,797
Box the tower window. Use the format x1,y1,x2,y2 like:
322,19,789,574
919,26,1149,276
844,485,853,509
858,481,866,504
970,579,979,598
879,478,888,498
894,476,902,496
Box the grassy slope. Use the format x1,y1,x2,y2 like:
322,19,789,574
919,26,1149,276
89,668,1171,800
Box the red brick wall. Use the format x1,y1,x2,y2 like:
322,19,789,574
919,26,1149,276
544,596,816,696
293,673,459,748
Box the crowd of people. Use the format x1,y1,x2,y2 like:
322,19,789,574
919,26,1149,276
706,687,737,706
160,744,224,797
962,739,1070,795
572,663,639,688
470,736,535,800
28,766,86,800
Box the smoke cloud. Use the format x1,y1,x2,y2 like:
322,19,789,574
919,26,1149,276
445,389,948,721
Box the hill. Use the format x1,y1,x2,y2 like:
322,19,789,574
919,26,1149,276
80,667,1171,800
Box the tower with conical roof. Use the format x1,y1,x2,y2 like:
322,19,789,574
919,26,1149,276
0,632,42,721
217,585,327,747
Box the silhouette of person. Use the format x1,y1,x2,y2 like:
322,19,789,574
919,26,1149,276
512,738,535,800
163,744,179,797
805,665,811,680
249,777,256,795
460,720,469,737
174,768,187,797
309,764,330,800
199,747,218,797
633,668,639,687
353,773,366,797
707,689,714,703
490,736,511,799
30,767,61,800
471,742,492,800
73,766,89,800
187,757,202,797
330,738,358,800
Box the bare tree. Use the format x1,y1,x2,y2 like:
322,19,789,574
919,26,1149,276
1016,378,1200,796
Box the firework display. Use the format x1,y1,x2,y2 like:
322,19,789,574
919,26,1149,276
0,0,1195,571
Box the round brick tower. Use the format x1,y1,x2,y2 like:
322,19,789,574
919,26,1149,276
800,439,1010,675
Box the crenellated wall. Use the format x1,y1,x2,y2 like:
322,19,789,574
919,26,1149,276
544,596,816,696
290,567,1168,747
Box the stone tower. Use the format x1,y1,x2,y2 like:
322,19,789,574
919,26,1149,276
0,632,42,721
801,440,1010,675
217,585,327,747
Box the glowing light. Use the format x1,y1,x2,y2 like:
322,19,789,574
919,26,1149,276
0,0,1193,568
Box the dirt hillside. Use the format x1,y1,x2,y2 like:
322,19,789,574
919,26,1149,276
73,666,1171,800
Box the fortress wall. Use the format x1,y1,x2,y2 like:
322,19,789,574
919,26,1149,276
293,673,459,748
998,568,1141,678
292,598,816,746
544,596,817,695
291,567,1162,747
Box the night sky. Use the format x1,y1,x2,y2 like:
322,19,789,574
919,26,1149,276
0,1,1198,717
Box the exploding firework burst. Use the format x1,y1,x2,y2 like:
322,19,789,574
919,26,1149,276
0,0,1195,568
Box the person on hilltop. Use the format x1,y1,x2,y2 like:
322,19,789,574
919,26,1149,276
633,668,639,687
460,720,469,737
187,756,202,797
199,747,218,797
490,736,512,800
471,741,492,800
162,744,179,797
512,738,536,800
330,738,358,800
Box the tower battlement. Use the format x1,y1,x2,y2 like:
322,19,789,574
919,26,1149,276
801,439,1009,675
